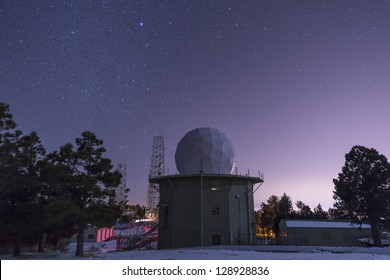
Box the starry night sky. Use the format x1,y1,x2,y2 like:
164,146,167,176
2,0,390,210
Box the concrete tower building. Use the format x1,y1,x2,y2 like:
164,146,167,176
150,127,263,249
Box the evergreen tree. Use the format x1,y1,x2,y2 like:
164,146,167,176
1,103,124,256
254,209,262,236
49,131,122,256
278,193,295,219
259,195,279,237
37,157,79,249
3,132,47,255
295,200,314,219
0,102,21,177
16,132,47,253
327,207,351,220
0,103,45,256
0,103,48,255
333,145,390,247
313,203,327,219
0,103,20,254
258,193,295,238
0,102,18,138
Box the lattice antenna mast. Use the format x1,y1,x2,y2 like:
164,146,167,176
147,136,165,210
115,163,128,208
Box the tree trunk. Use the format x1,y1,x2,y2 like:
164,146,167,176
38,231,46,252
13,237,21,257
75,225,85,257
370,221,383,247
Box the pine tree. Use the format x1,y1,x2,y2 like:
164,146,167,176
259,195,279,237
0,102,21,177
0,102,17,136
258,194,295,239
313,203,327,219
17,132,47,253
0,103,47,255
1,104,23,255
295,200,314,219
38,156,79,249
333,145,390,247
49,131,122,256
278,193,294,219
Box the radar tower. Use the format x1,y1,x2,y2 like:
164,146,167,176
115,163,128,208
147,136,165,211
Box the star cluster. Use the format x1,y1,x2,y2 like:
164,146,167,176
2,0,390,208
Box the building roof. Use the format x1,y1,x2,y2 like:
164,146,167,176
283,220,371,229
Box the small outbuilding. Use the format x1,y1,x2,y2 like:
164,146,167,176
279,219,372,247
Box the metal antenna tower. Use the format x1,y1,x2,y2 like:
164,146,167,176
115,163,128,208
147,136,165,210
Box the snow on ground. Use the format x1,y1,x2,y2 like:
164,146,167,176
2,242,390,260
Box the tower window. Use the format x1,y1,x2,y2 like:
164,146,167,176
211,206,220,216
212,235,221,245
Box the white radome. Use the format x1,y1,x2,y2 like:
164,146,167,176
175,127,235,174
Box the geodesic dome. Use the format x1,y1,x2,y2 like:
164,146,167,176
175,127,235,174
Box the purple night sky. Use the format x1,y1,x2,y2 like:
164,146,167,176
1,0,390,210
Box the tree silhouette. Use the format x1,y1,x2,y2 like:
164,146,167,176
333,145,390,247
48,131,122,256
258,193,295,238
0,103,47,255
